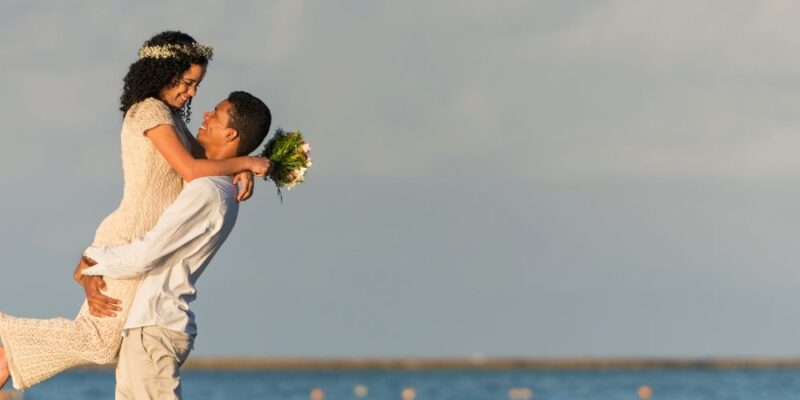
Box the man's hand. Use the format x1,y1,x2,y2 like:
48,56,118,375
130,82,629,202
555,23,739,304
73,256,96,286
82,275,122,318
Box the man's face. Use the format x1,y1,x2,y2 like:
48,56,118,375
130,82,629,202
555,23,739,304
197,99,234,149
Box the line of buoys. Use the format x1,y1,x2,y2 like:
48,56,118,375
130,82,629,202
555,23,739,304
302,383,651,399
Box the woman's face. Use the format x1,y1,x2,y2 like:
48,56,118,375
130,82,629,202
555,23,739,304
159,63,206,110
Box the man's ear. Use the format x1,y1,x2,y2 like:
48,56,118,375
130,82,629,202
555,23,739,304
224,128,240,142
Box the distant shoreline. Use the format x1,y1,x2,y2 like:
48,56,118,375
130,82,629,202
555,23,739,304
74,358,800,371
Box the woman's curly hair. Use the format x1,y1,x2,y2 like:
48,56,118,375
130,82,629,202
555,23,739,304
119,31,211,122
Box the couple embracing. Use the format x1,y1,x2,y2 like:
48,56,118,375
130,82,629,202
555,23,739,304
0,30,273,399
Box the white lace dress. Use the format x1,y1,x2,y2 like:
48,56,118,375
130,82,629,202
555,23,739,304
0,97,190,390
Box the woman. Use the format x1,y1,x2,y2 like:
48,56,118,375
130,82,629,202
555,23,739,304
0,31,267,390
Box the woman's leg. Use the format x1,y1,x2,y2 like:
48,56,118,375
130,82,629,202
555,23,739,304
0,278,140,391
0,347,9,389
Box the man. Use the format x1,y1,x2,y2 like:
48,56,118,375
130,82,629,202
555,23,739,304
77,91,271,400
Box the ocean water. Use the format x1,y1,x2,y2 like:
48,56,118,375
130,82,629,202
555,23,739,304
13,368,800,400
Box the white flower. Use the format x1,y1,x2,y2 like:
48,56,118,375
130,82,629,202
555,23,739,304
138,43,214,60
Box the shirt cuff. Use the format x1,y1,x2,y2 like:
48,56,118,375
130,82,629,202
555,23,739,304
83,246,106,263
81,265,103,276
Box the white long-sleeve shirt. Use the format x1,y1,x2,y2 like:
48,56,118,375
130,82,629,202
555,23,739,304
82,176,239,334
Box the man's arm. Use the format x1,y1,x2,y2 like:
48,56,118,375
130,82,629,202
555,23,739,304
82,180,219,279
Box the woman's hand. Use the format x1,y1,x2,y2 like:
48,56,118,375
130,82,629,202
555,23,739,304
249,156,271,177
232,171,255,202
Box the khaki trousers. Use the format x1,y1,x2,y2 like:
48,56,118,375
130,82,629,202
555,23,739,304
115,326,194,400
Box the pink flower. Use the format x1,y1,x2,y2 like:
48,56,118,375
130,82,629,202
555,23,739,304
300,143,311,156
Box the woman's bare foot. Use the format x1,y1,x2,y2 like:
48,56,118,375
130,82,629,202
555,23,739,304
0,346,9,390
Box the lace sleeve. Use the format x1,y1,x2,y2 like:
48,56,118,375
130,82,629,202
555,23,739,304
126,97,174,135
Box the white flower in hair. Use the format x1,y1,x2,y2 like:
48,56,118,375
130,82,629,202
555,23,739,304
138,43,214,60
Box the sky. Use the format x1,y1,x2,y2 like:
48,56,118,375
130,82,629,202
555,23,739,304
2,0,800,358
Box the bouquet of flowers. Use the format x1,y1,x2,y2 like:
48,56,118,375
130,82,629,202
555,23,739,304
259,128,312,201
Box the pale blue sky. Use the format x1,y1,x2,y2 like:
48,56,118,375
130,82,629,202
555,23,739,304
2,0,800,358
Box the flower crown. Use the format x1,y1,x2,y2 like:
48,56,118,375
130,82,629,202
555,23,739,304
138,43,214,60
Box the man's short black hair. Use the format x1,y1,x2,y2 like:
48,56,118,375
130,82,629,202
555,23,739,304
226,91,271,156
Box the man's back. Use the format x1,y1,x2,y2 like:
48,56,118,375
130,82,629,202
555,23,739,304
83,176,240,334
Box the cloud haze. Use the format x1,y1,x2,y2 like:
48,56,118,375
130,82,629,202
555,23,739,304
1,1,800,358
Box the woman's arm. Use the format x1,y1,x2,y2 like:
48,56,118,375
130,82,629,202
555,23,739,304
155,124,257,200
144,124,268,181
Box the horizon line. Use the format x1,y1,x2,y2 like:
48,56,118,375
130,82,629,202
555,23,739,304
74,357,800,371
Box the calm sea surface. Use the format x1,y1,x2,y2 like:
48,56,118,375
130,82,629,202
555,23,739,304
14,368,800,400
